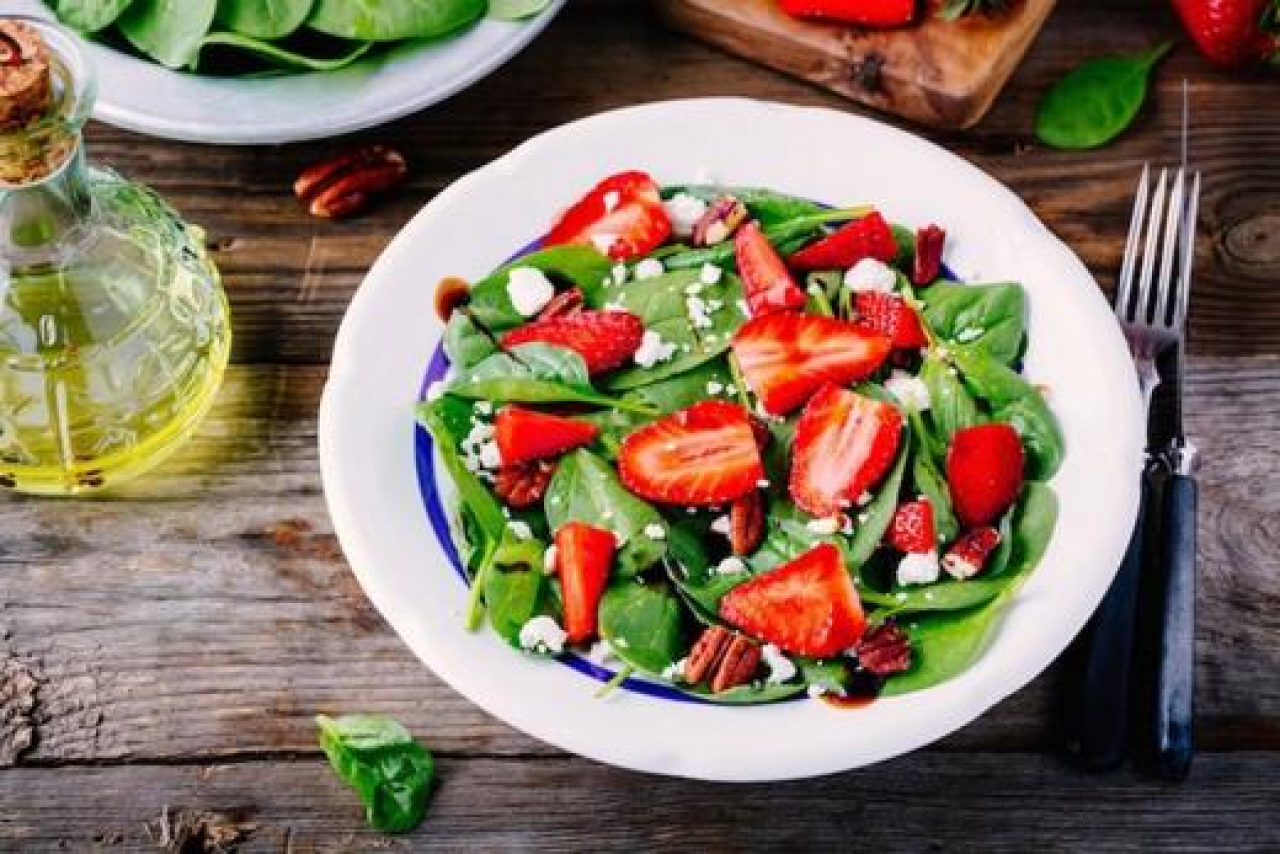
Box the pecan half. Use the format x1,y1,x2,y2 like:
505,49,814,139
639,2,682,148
942,526,1002,580
692,195,749,247
711,634,762,692
494,459,557,508
537,287,585,321
855,623,912,676
729,491,765,557
684,625,732,685
294,145,408,219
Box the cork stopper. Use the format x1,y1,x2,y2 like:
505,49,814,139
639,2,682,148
0,18,80,186
0,19,52,132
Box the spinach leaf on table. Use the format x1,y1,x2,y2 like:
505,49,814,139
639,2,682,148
661,185,826,226
215,0,313,40
446,344,655,414
467,245,613,331
117,0,218,69
921,280,1027,366
1036,42,1172,151
598,579,685,675
545,449,667,577
51,0,135,33
307,0,487,41
316,714,434,834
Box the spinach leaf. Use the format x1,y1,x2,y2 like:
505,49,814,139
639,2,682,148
196,31,372,71
661,185,825,226
484,568,557,648
117,0,218,68
488,0,553,20
446,344,655,414
600,268,749,390
51,0,135,33
908,413,959,545
466,246,613,331
797,656,855,695
950,349,1065,481
846,433,911,568
661,517,751,622
1036,42,1172,151
598,580,685,674
545,449,667,576
677,681,806,705
920,353,981,443
215,0,313,39
921,281,1027,366
629,358,734,413
307,0,487,41
442,311,497,369
890,223,915,270
316,714,434,834
883,483,1058,695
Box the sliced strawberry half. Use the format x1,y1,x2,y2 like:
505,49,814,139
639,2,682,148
543,170,672,261
719,543,867,657
494,406,599,466
855,291,928,350
732,312,892,416
790,384,904,518
789,211,898,271
555,522,616,643
946,424,1026,528
501,310,644,375
735,221,807,317
888,498,937,554
618,400,764,506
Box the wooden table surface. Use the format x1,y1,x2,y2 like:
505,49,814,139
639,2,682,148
3,1,1278,850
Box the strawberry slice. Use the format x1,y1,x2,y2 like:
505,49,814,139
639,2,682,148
501,310,644,375
888,498,937,554
732,312,892,415
494,406,599,466
719,543,867,657
544,170,672,261
946,424,1026,528
555,522,616,643
790,384,904,518
779,0,917,27
618,400,764,506
735,221,807,317
855,291,928,350
789,211,898,271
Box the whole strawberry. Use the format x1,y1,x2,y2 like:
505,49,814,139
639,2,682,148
1171,0,1280,69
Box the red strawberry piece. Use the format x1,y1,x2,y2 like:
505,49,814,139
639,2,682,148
501,310,644,375
732,312,892,415
946,424,1026,528
555,522,616,643
854,291,928,350
1171,0,1280,69
779,0,917,27
942,526,1003,580
544,170,672,261
913,224,946,286
719,543,867,657
789,211,899,271
888,498,937,554
494,406,599,466
735,220,807,317
618,400,764,506
790,384,904,518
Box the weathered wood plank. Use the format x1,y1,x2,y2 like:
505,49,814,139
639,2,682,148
2,356,1277,765
2,753,1277,852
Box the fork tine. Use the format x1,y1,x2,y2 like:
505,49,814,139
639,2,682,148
1155,167,1187,328
1135,168,1169,325
1116,164,1151,320
1174,171,1202,332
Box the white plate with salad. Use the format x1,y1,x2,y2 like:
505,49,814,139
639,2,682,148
15,0,563,144
319,98,1144,782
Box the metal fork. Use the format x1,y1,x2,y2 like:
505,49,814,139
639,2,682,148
1074,161,1201,777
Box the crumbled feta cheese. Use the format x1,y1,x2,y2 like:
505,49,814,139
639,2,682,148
943,552,982,580
707,380,725,396
686,295,713,329
956,326,984,344
664,192,709,238
542,544,558,574
425,380,447,401
756,479,770,488
508,520,533,541
643,523,666,540
506,267,556,317
603,300,626,312
478,440,502,471
586,640,618,666
726,385,738,396
684,282,704,296
473,401,493,416
591,233,619,255
806,516,840,536
761,644,797,685
713,556,749,575
661,656,688,682
897,550,942,586
634,257,665,280
518,615,567,654
885,369,931,412
700,263,724,285
611,263,629,286
633,329,678,368
843,257,898,293
603,190,621,213
710,514,732,536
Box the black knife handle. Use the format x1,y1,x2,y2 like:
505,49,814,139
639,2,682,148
1154,472,1197,781
1074,477,1149,771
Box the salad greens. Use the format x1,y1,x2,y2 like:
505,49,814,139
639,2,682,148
1036,42,1173,151
419,177,1065,706
316,714,434,834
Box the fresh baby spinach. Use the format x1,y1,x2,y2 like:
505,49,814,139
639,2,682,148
920,353,981,443
307,0,487,41
485,568,558,649
467,245,613,331
908,413,959,545
921,280,1027,366
446,344,656,414
51,0,135,33
1036,42,1172,151
316,714,434,834
442,311,497,369
845,434,911,568
678,680,807,705
215,0,314,39
598,580,685,675
196,31,372,72
488,0,553,21
117,0,218,69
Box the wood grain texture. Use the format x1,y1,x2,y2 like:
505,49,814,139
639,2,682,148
652,0,1057,129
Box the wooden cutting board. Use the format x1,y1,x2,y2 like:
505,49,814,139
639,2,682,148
652,0,1057,129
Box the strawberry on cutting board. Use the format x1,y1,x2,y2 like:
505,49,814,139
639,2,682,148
494,406,599,466
736,220,808,316
544,170,673,261
946,424,1025,527
501,310,644,375
855,291,929,350
555,522,616,643
1171,0,1279,69
779,0,917,27
719,543,867,657
789,211,899,271
790,383,904,517
618,400,765,505
732,312,893,415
